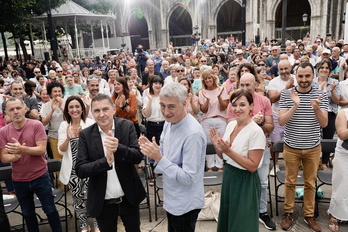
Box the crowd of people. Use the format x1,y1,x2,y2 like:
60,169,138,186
0,33,348,232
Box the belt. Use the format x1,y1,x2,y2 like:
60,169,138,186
147,121,165,125
104,197,123,205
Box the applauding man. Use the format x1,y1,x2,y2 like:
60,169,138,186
0,98,62,232
279,62,328,232
76,94,145,232
139,83,207,232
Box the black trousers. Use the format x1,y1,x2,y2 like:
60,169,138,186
0,187,11,232
322,112,337,164
167,209,201,232
96,198,140,232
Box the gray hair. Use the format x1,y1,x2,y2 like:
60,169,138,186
108,69,118,76
10,80,24,89
5,97,26,110
159,82,187,105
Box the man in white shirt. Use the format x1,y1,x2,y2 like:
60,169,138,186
267,60,297,176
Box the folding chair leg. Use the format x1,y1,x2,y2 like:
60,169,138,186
268,175,273,218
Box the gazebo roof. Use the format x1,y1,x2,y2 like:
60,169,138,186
34,0,115,23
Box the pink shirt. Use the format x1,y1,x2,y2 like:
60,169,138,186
0,119,48,181
227,92,272,119
199,87,229,121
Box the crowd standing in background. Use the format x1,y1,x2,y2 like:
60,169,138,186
1,33,348,232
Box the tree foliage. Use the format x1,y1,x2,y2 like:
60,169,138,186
72,0,113,14
0,0,65,34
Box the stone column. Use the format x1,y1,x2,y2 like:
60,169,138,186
161,29,170,50
266,20,276,41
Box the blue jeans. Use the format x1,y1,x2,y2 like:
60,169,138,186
167,209,201,232
258,146,270,214
13,172,62,232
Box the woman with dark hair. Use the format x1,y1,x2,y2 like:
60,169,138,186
24,80,37,100
237,63,258,81
71,60,80,72
313,59,340,170
41,81,65,186
217,53,229,82
81,67,90,85
142,75,165,178
112,76,140,137
113,58,124,76
58,96,98,232
210,89,266,232
179,77,199,120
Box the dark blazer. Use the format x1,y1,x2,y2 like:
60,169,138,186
76,117,146,218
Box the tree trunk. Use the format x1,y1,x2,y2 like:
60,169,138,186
69,27,76,49
19,37,29,61
1,31,9,61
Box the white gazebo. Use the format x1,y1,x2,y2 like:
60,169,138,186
33,0,116,58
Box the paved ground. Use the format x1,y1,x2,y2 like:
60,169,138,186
5,165,348,232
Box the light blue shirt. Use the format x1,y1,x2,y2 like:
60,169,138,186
155,114,207,216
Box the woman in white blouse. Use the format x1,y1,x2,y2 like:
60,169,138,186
210,89,266,232
58,96,97,232
142,75,165,170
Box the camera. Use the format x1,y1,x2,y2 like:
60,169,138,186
136,48,144,54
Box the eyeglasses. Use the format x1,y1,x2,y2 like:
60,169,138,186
176,70,184,72
257,63,265,66
272,50,278,52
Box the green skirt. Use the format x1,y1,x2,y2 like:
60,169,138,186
217,164,261,232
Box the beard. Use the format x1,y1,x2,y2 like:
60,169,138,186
298,81,311,89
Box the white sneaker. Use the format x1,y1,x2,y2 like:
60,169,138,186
269,165,280,176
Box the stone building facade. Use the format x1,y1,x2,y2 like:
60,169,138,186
113,0,347,50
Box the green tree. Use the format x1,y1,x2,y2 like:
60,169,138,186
72,0,113,14
0,0,65,61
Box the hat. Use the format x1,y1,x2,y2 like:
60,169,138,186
236,49,243,55
322,49,331,54
316,39,321,42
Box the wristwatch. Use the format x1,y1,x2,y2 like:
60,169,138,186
121,102,129,110
258,121,265,127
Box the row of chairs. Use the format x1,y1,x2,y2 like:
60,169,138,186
0,159,72,231
271,139,336,217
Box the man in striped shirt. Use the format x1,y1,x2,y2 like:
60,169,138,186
279,62,328,232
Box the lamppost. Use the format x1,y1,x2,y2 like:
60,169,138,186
121,33,126,51
302,13,308,26
301,13,308,39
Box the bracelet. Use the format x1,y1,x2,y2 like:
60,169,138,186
121,102,129,110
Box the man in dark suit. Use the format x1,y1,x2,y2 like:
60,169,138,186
76,94,146,232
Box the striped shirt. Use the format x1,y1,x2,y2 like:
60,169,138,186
279,86,328,149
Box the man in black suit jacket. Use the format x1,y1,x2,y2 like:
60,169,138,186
76,94,145,232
